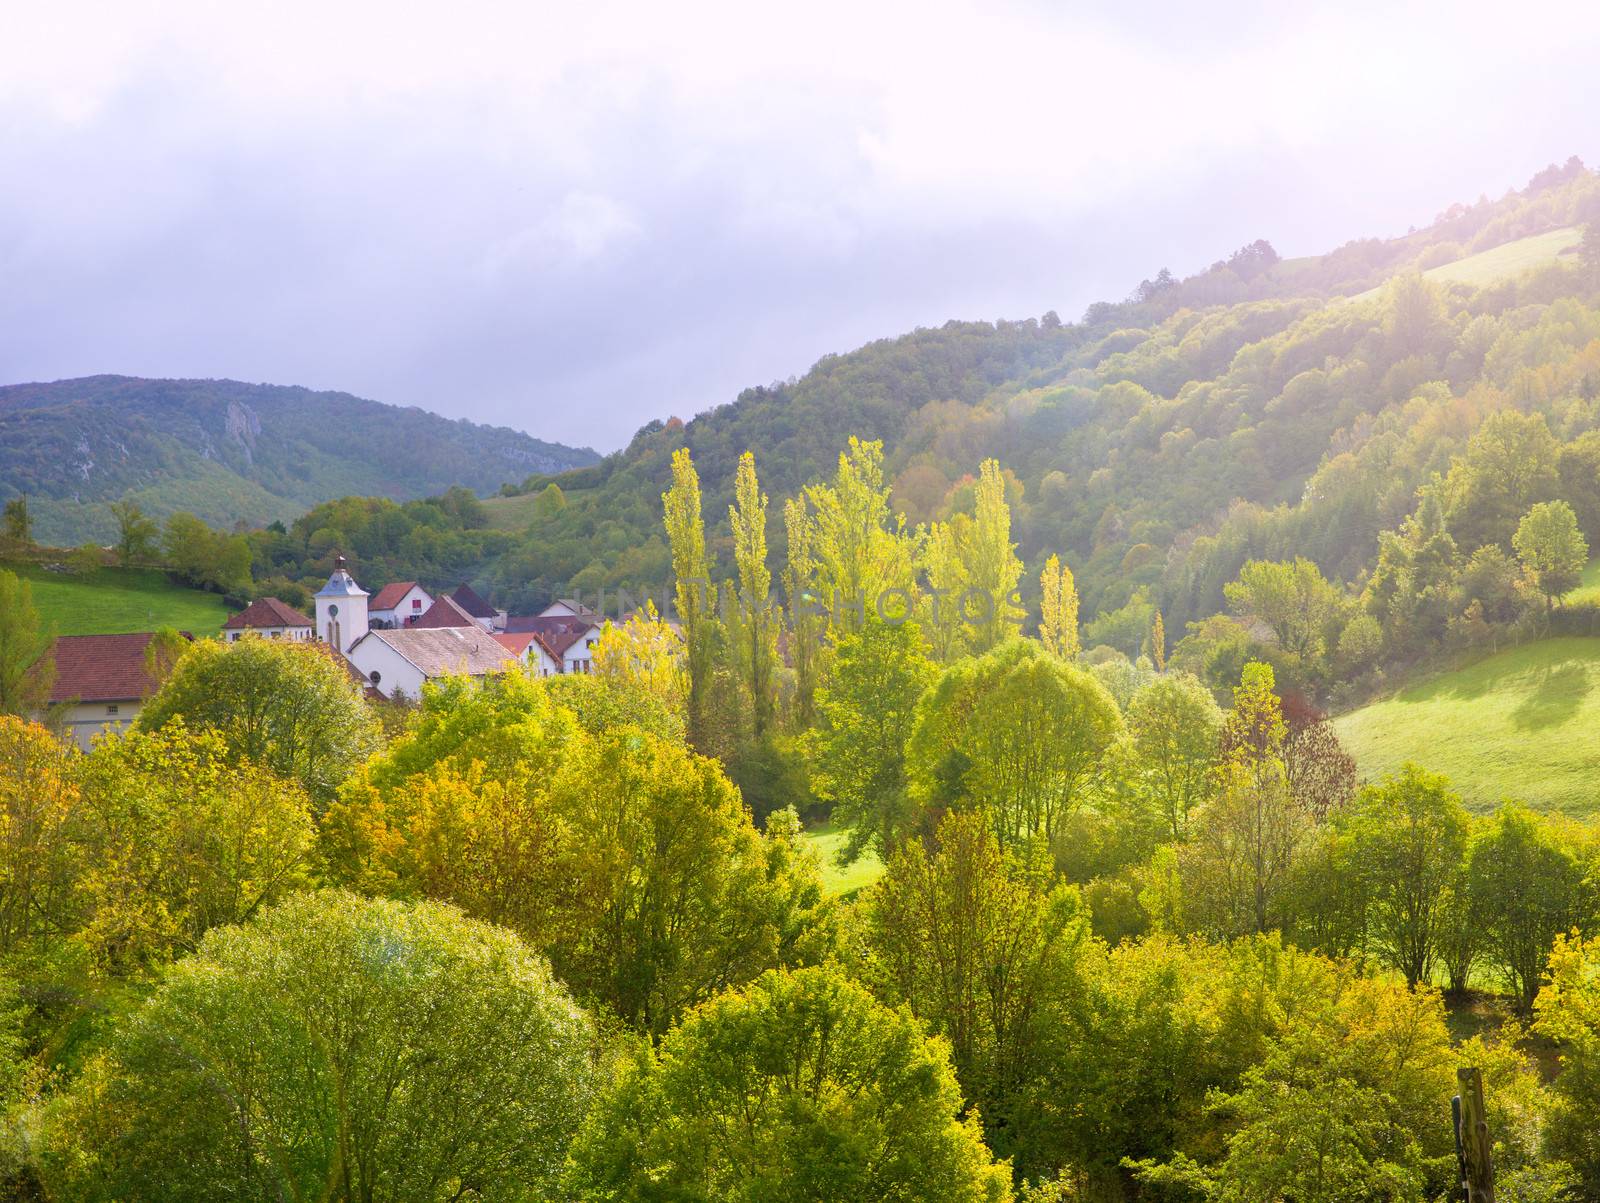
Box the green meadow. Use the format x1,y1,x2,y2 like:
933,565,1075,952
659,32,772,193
802,823,885,898
1351,226,1581,302
7,562,230,638
1334,635,1600,816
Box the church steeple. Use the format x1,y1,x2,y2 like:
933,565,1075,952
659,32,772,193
314,554,370,653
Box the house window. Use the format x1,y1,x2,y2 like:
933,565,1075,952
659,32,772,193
369,670,382,685
412,598,422,610
106,704,119,716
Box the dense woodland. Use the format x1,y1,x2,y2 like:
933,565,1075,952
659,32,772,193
0,160,1599,1200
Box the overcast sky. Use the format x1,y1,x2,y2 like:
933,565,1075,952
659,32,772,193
4,2,1599,451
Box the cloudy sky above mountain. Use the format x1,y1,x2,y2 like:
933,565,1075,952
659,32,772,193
4,1,1599,450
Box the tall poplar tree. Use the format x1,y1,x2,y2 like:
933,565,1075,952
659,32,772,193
663,447,717,747
728,452,778,737
1039,554,1080,659
804,438,914,635
782,496,819,728
964,459,1024,653
918,517,970,661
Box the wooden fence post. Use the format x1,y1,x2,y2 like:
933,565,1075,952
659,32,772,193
1456,1066,1495,1203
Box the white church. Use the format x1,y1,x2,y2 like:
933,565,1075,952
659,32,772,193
311,557,602,699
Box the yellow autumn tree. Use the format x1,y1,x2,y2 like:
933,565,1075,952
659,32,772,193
592,600,689,721
1039,554,1080,659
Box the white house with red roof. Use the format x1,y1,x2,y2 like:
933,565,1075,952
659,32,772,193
43,631,186,749
368,580,433,628
221,597,313,642
500,611,601,674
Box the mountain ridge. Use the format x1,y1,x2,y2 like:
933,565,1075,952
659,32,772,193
0,374,598,544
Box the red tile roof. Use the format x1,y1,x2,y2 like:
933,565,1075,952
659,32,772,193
369,580,424,611
449,583,499,619
48,632,171,704
413,595,479,629
501,614,596,657
222,597,312,630
492,631,562,662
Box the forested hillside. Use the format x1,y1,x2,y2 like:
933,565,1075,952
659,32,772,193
0,375,598,544
444,160,1598,621
109,161,1600,718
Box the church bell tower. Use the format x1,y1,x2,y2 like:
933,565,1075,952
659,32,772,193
314,554,369,653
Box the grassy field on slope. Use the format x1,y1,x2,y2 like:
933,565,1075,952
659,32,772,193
1333,636,1600,816
1565,556,1600,607
480,491,544,530
1352,227,1582,302
8,563,230,637
802,823,885,898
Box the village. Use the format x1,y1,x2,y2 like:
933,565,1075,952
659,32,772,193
40,556,610,748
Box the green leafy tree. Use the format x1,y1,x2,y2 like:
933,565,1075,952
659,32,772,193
919,516,972,661
864,811,1087,1178
1126,673,1222,839
1382,272,1449,360
1535,932,1600,1195
1556,429,1600,541
1120,940,1459,1203
1444,410,1561,551
567,964,1012,1203
1467,804,1595,1010
1181,755,1307,938
0,716,77,956
909,640,1122,846
814,619,936,863
68,722,316,971
326,675,828,1037
137,638,379,806
1148,609,1166,671
1341,765,1469,986
109,500,158,569
1224,558,1342,664
41,892,596,1202
0,571,54,718
0,497,29,546
782,495,820,727
1513,499,1588,610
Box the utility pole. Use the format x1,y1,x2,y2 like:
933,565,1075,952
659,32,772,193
1453,1066,1495,1203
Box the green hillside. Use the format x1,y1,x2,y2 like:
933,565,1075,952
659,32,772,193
0,376,599,546
12,563,231,637
1334,637,1600,816
481,489,549,530
1351,226,1582,301
451,166,1600,616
